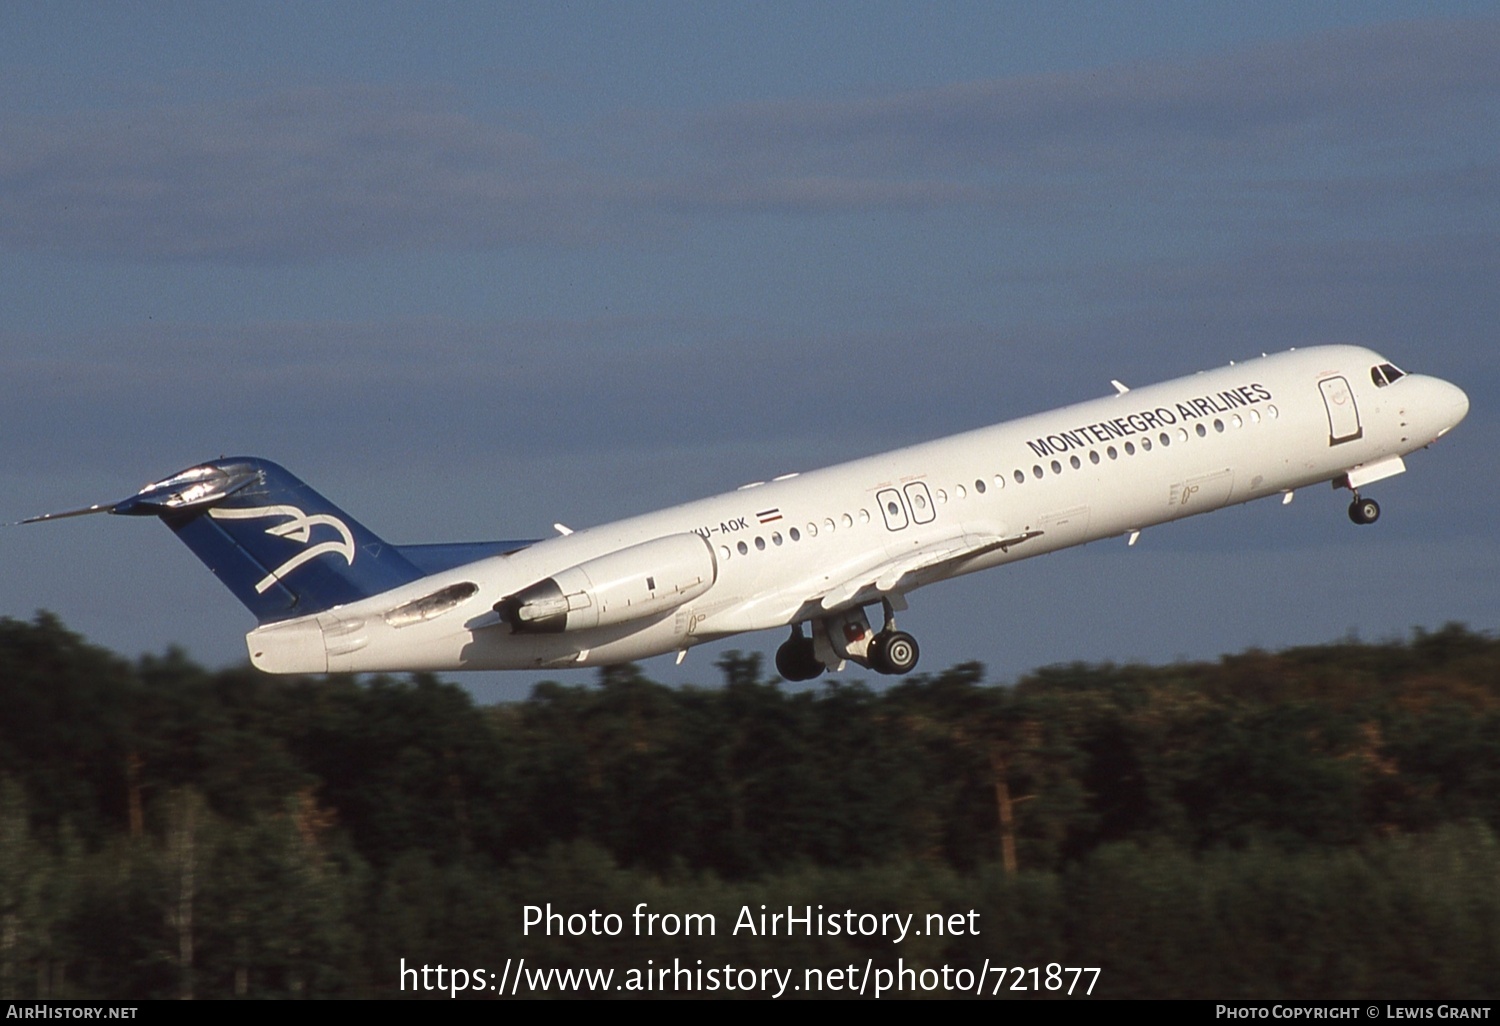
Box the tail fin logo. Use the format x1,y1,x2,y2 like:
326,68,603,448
208,504,356,593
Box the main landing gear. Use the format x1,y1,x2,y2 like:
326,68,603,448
868,628,920,676
1348,494,1381,525
774,626,824,682
775,600,921,681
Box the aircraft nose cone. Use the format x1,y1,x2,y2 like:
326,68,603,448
1429,377,1469,438
1450,381,1471,425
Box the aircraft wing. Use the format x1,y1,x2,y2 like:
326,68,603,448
814,529,1044,612
719,528,1044,630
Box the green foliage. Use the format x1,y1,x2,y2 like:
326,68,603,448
3,612,1500,997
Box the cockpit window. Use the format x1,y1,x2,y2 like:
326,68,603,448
1371,363,1407,387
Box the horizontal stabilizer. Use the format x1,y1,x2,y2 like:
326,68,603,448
25,458,509,625
21,462,261,524
19,502,116,524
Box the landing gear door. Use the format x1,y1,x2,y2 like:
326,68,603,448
877,489,909,531
903,482,936,524
1319,376,1363,445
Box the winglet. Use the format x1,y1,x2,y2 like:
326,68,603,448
1111,379,1130,395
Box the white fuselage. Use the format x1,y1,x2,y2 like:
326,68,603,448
245,345,1468,674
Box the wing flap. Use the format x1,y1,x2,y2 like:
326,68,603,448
818,530,1043,610
702,528,1046,633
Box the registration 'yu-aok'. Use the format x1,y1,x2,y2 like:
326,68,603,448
28,346,1468,679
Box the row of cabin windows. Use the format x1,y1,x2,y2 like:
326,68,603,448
998,406,1279,486
718,403,1279,560
721,510,872,560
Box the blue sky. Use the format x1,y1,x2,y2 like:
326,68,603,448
3,2,1497,700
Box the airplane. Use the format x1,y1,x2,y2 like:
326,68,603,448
24,344,1468,680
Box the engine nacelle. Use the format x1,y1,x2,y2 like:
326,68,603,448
495,533,717,634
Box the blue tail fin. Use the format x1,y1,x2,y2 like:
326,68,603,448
112,457,425,623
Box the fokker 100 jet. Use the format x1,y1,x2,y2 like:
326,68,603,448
26,345,1468,680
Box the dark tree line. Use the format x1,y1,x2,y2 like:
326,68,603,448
2,612,1499,998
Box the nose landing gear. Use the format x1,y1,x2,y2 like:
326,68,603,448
1348,494,1381,525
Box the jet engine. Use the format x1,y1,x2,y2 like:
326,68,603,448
495,533,717,634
